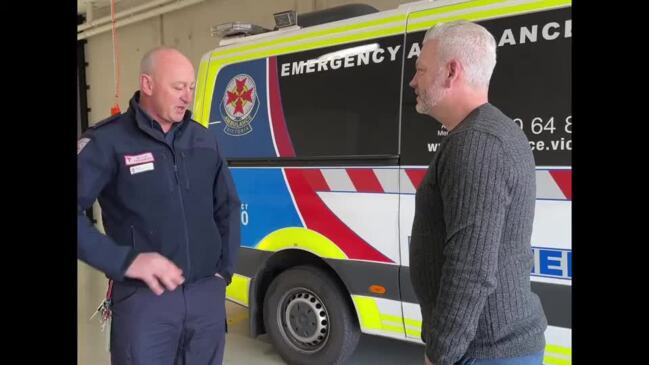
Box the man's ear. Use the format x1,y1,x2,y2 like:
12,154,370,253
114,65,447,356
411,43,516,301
445,59,461,88
140,74,154,96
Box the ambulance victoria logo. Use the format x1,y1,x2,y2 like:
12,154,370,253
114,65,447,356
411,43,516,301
220,74,259,136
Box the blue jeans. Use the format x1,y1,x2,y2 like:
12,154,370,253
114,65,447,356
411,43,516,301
456,351,545,365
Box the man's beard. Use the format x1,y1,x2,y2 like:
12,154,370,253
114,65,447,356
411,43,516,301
415,71,447,115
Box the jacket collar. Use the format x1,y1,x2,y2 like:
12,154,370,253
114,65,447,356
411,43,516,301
127,91,192,142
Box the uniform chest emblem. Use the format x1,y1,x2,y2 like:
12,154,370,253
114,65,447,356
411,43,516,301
124,152,155,166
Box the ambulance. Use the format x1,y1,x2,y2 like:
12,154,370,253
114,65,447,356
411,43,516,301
192,1,571,364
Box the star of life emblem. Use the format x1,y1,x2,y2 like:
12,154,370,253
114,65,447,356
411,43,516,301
219,74,259,136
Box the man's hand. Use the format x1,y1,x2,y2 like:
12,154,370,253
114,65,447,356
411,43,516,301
425,354,433,365
125,252,185,295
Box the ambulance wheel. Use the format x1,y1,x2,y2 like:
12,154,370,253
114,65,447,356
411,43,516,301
263,265,360,365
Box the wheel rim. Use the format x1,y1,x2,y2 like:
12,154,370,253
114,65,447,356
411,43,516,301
277,287,330,353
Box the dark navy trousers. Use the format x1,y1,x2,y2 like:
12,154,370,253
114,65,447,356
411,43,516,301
110,275,226,365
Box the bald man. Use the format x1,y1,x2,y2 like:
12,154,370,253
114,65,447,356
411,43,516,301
78,47,240,364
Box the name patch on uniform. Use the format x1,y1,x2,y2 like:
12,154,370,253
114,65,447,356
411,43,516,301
124,153,155,166
130,162,154,175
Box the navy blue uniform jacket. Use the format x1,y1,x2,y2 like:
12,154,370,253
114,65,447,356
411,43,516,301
78,92,240,285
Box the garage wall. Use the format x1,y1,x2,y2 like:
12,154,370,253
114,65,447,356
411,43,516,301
78,1,409,363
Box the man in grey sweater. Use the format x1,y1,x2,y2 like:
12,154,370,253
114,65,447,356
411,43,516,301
408,21,547,365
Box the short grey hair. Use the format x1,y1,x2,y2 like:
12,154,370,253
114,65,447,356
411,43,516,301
423,20,497,89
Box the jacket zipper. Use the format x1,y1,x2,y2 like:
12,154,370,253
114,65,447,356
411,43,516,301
138,121,192,280
170,142,192,280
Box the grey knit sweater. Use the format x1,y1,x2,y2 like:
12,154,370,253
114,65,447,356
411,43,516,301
409,103,547,365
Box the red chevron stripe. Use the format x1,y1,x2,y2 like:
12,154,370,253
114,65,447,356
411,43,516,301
405,169,427,189
285,169,392,263
346,169,384,193
302,168,330,192
549,170,572,200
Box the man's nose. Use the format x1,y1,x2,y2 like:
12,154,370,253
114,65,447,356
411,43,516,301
181,89,192,103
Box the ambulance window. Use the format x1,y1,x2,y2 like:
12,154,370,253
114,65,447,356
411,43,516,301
277,36,403,157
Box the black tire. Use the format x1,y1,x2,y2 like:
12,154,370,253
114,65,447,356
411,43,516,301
263,265,360,365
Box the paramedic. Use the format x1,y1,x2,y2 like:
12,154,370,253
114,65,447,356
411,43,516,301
77,46,240,365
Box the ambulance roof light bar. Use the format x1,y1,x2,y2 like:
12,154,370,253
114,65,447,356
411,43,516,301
211,22,270,38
